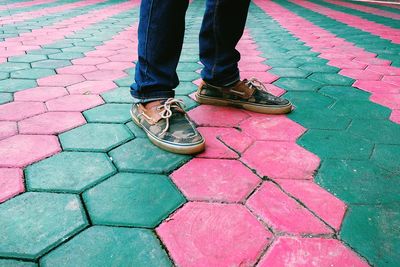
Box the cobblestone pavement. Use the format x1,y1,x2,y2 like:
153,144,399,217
0,0,399,266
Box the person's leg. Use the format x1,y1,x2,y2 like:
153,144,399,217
199,0,250,86
131,0,189,102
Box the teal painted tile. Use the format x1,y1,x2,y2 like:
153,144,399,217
8,55,47,63
0,92,13,104
309,73,354,86
372,144,400,173
10,69,56,80
0,79,37,93
31,60,72,69
273,78,322,91
83,104,132,123
101,87,132,103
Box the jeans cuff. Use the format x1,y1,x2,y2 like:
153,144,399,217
130,88,175,103
203,70,240,87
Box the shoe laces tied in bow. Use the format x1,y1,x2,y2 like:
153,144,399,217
157,98,185,135
245,77,269,92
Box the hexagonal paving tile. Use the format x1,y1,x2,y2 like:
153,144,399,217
171,158,260,202
273,78,322,91
40,226,171,267
18,112,86,135
239,115,305,141
288,108,351,130
31,59,72,69
83,103,131,123
284,91,335,109
84,173,185,227
38,74,85,87
330,100,391,119
258,237,369,266
0,135,60,168
0,101,46,121
109,138,189,173
83,70,126,81
298,129,374,160
25,151,116,193
247,182,332,235
0,78,37,93
14,86,68,102
59,123,133,152
46,95,104,112
372,144,400,174
56,65,97,75
196,127,239,159
10,69,56,79
188,105,249,127
0,192,87,260
67,80,117,95
101,86,132,103
0,168,24,203
0,121,17,141
0,259,36,267
8,55,47,63
0,92,13,104
0,62,30,72
308,73,354,86
157,202,272,267
241,141,320,179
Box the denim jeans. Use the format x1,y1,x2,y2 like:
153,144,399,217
130,0,251,102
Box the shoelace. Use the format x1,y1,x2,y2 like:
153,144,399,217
245,77,269,92
157,98,185,135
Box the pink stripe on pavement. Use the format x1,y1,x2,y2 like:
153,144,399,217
325,0,400,20
289,0,400,44
0,0,55,11
0,0,107,26
254,0,400,125
0,1,136,62
0,20,138,202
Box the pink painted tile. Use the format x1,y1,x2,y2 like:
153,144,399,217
390,110,400,124
241,141,320,180
107,53,136,62
0,102,46,121
246,182,332,235
353,80,400,94
239,55,265,63
262,84,286,97
196,127,239,159
258,237,369,267
46,95,104,111
0,121,18,141
370,93,400,110
71,57,109,65
238,62,270,72
56,65,98,75
328,58,367,69
382,76,400,86
353,57,391,66
0,168,24,203
37,74,85,87
192,78,202,87
85,50,117,57
239,115,305,141
240,71,279,84
96,61,134,70
367,65,400,76
83,70,126,81
0,134,61,168
14,86,68,102
276,179,346,230
66,80,117,94
188,105,249,127
157,202,272,267
171,158,260,202
18,112,86,134
218,130,254,154
339,69,382,81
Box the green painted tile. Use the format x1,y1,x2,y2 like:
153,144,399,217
372,144,400,173
318,86,370,100
175,81,198,95
270,67,310,78
10,69,56,79
0,79,37,93
0,92,13,104
60,123,133,152
288,108,351,130
0,192,87,260
178,71,200,82
291,56,328,65
298,129,373,159
0,259,37,267
31,59,72,69
273,77,322,91
27,49,62,55
40,226,172,267
109,139,189,173
179,54,199,62
340,204,400,267
8,55,47,63
179,95,198,110
0,62,30,72
48,52,84,60
101,87,132,103
62,47,93,53
84,173,185,227
348,119,400,144
125,121,146,138
115,77,133,87
0,72,10,80
177,62,201,71
284,91,334,109
299,63,339,73
83,104,132,123
26,152,116,193
264,58,301,67
330,100,391,119
309,73,354,86
42,42,74,49
124,68,135,76
285,50,319,57
73,41,103,47
316,159,400,204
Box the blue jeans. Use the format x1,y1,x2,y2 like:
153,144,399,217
131,0,251,102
